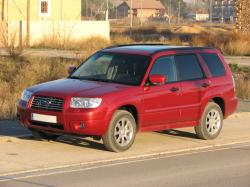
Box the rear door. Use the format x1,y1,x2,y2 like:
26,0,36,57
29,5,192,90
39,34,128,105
174,54,207,122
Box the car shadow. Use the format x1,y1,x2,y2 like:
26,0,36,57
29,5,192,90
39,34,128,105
57,136,107,151
157,129,199,140
19,135,108,152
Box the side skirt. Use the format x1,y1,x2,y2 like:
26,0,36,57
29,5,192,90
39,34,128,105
140,121,199,132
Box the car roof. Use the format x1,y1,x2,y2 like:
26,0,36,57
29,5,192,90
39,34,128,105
101,44,214,56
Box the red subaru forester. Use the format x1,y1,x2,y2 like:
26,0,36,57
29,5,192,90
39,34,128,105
17,45,238,152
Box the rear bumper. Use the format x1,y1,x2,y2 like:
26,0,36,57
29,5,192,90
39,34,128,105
17,100,110,136
225,96,238,118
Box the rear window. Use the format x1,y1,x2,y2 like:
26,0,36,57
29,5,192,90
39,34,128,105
200,53,226,77
175,54,204,81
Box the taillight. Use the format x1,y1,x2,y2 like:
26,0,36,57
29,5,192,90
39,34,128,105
232,75,236,92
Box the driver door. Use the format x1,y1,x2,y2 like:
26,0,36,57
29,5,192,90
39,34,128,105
143,56,181,128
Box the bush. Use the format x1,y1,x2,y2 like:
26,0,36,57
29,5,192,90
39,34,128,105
0,22,23,58
191,32,250,56
0,57,81,119
229,63,250,100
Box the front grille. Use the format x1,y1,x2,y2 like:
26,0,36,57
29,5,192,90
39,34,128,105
31,96,64,112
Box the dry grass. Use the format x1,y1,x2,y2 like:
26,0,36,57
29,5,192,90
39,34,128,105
111,35,135,45
0,22,23,58
111,24,250,56
236,79,250,99
34,36,110,52
0,57,81,119
32,24,250,56
229,64,250,100
191,32,250,56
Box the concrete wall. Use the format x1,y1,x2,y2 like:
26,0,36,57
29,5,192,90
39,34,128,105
1,0,81,21
4,21,110,46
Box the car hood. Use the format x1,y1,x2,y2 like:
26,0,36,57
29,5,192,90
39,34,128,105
28,78,132,98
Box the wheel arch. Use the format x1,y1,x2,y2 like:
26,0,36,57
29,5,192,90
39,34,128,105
210,97,225,117
118,104,140,131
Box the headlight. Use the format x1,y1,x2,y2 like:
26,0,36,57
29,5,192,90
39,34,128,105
70,98,102,108
21,90,33,102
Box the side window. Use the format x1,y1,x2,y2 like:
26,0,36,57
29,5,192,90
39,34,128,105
150,56,177,83
200,53,226,77
175,54,204,81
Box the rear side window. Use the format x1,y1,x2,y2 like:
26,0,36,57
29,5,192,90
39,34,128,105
150,56,177,83
175,54,204,81
200,53,226,77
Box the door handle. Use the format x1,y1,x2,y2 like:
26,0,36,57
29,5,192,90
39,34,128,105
170,87,180,92
201,82,210,88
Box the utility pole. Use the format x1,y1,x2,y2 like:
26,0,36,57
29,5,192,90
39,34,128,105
130,0,133,36
221,0,224,23
169,0,172,25
106,0,109,21
60,0,62,20
178,0,181,24
210,0,213,23
26,0,30,46
85,0,88,17
140,0,142,26
1,0,4,20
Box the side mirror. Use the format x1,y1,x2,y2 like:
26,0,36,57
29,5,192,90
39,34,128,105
149,74,167,85
68,66,76,75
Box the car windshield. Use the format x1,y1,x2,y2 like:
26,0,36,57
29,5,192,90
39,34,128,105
70,52,150,86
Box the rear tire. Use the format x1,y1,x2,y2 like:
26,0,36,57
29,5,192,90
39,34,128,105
195,102,223,140
102,110,137,152
30,129,60,141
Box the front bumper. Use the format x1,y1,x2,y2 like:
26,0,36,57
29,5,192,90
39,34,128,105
17,100,110,136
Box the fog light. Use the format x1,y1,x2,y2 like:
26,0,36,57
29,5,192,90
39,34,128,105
80,122,85,129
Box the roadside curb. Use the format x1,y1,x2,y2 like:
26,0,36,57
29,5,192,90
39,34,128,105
1,140,250,178
0,134,31,142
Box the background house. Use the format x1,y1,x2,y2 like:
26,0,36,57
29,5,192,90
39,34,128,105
212,0,236,22
0,0,81,21
195,10,209,21
116,0,165,21
0,0,110,46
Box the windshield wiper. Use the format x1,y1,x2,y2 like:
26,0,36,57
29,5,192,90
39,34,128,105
83,78,111,82
68,76,80,79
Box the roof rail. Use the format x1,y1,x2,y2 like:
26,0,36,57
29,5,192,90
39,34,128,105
103,43,166,50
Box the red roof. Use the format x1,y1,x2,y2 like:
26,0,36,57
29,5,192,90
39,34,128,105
121,0,165,10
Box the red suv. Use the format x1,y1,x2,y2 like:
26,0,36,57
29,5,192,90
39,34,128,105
17,45,238,152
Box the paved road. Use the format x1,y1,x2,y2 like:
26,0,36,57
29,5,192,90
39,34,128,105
0,142,249,187
0,109,250,175
225,56,250,67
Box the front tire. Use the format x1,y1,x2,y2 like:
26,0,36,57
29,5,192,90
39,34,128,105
195,102,223,140
102,110,137,152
